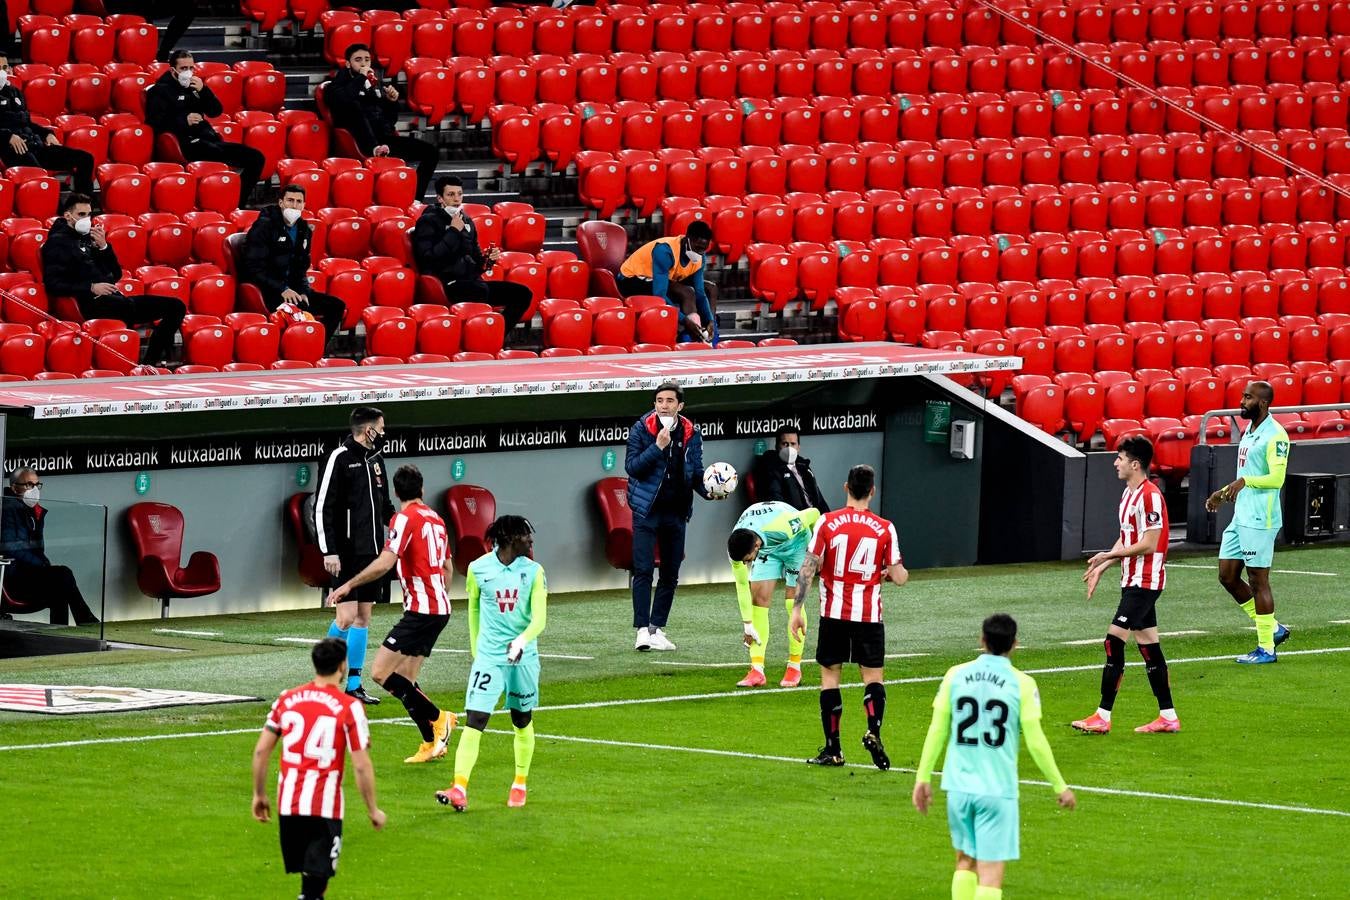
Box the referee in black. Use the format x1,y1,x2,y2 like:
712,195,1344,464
315,406,396,705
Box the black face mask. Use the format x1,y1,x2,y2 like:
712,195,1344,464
369,429,387,450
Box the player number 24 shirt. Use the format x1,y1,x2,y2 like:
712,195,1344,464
265,682,370,819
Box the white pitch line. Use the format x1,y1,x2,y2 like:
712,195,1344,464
1061,630,1207,646
1331,620,1350,625
273,636,591,661
151,629,222,637
1168,564,1337,577
655,652,929,668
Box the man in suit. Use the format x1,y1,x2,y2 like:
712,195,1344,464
753,426,830,513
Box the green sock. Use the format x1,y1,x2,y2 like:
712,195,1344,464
513,722,535,779
784,595,804,664
749,605,770,668
453,727,483,787
1239,599,1257,621
973,887,1002,900
952,870,978,900
1255,613,1276,653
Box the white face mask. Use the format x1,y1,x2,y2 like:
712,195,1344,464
658,415,677,430
778,446,798,465
0,70,9,89
73,217,92,236
281,207,302,225
685,251,703,265
443,204,462,216
177,69,194,88
21,487,39,508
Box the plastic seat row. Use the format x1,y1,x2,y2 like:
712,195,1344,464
18,13,159,68
12,58,286,117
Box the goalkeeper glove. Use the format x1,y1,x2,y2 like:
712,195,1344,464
507,636,527,664
742,621,760,645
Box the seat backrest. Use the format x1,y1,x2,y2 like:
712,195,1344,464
594,476,635,570
576,219,629,274
127,501,185,566
444,484,496,575
223,231,248,278
286,492,329,588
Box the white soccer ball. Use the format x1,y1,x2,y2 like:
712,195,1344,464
703,462,738,498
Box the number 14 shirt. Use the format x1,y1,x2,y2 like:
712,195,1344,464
807,508,902,623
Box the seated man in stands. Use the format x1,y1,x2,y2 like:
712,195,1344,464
42,193,185,366
413,175,532,334
0,52,95,196
146,50,264,208
241,184,346,347
0,468,98,626
618,221,719,343
326,43,437,200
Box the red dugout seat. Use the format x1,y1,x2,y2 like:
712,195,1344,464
444,484,496,576
126,501,222,617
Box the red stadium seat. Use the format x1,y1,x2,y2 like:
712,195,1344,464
186,326,234,369
127,502,221,617
234,323,280,367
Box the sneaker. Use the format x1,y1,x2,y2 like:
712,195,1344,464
405,741,440,764
648,629,677,651
862,732,890,770
1235,647,1278,664
1071,713,1111,734
345,686,381,705
435,784,467,812
1134,716,1181,734
1274,623,1291,646
635,629,652,652
779,666,802,688
806,746,845,767
736,667,767,688
431,711,457,759
508,783,527,808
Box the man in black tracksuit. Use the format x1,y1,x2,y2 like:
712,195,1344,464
0,52,94,194
412,175,532,332
751,426,830,513
42,193,185,364
241,184,346,347
314,406,396,704
145,50,265,207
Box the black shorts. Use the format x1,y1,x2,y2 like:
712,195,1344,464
279,815,342,878
334,555,390,604
1112,587,1161,631
816,617,886,669
617,275,654,298
382,612,450,657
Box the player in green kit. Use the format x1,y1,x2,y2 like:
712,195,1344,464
435,516,546,812
726,500,821,688
1205,381,1292,664
913,614,1075,900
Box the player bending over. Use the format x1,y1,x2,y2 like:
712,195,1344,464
913,614,1075,900
252,638,386,900
726,500,821,688
329,464,457,763
437,515,547,812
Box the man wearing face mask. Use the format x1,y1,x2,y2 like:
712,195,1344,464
0,469,99,626
412,175,532,333
146,50,266,208
326,43,438,199
241,184,347,347
618,221,719,344
753,426,830,513
0,52,95,195
42,193,186,365
625,382,723,651
314,407,397,704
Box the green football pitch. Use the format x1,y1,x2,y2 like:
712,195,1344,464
2,546,1348,899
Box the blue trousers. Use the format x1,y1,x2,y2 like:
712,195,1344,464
631,509,687,629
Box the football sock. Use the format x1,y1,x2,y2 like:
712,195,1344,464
513,722,535,779
784,595,804,666
300,874,328,899
820,688,842,752
325,621,348,642
1239,598,1258,621
1255,613,1277,653
454,727,483,786
951,870,977,900
863,682,886,736
345,626,368,691
749,606,770,670
1137,642,1174,712
380,673,438,741
973,887,1002,900
1099,634,1126,712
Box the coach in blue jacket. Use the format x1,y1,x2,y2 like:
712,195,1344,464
626,382,721,652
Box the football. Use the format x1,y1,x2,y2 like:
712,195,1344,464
702,462,738,497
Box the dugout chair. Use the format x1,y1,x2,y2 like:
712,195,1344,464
286,493,331,592
594,477,661,572
444,484,496,577
126,502,221,618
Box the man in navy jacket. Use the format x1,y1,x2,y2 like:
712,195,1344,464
625,382,721,651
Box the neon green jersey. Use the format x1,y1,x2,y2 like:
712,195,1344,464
1234,414,1289,530
733,501,820,555
464,552,547,661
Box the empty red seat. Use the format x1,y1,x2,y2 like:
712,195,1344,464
1018,383,1066,434
127,501,221,617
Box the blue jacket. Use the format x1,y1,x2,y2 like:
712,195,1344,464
625,411,707,523
0,491,48,570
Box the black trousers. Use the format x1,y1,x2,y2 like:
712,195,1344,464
631,508,687,630
260,287,346,346
443,279,532,330
78,293,186,363
382,135,438,199
1,143,95,195
3,564,98,626
183,139,265,207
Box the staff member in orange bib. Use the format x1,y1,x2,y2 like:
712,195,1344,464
617,221,718,344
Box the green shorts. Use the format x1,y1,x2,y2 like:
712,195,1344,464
1219,522,1277,569
947,790,1020,862
465,652,540,715
749,544,806,587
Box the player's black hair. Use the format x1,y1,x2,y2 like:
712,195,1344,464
350,406,383,433
435,175,463,195
486,515,534,547
846,464,875,500
168,50,194,68
774,425,799,446
344,42,372,61
727,528,760,561
312,637,347,675
281,183,306,199
60,192,93,214
982,614,1018,656
1116,435,1154,471
654,381,684,402
685,220,713,242
393,465,423,502
1248,380,1274,404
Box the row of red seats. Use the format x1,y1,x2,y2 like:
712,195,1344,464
0,320,139,378
17,12,158,68
12,58,287,117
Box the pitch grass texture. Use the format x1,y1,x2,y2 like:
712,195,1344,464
2,547,1348,898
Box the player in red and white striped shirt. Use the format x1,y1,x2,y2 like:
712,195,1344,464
252,637,385,900
328,465,457,764
791,465,908,770
1073,436,1180,736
